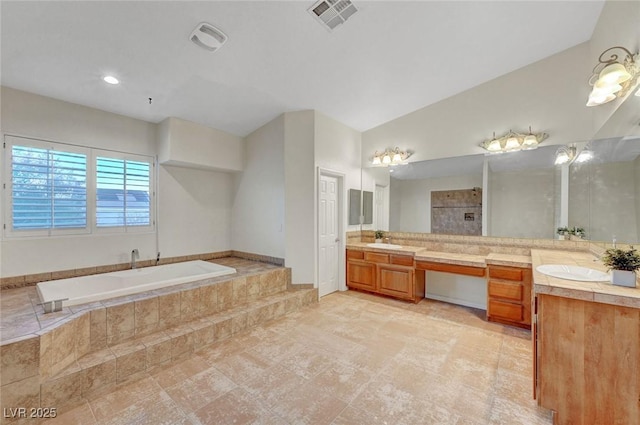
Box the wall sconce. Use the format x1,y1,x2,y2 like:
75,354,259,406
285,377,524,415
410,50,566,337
479,127,548,154
554,144,593,165
587,46,639,107
371,147,411,166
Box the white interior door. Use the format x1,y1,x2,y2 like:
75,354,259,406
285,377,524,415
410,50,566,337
375,184,388,230
318,174,339,297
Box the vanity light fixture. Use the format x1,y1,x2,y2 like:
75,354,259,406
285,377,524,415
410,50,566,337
575,148,594,163
371,147,411,167
554,144,594,166
479,127,548,154
554,145,576,165
586,46,639,107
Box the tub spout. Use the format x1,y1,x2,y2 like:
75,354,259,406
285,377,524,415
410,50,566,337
131,249,139,269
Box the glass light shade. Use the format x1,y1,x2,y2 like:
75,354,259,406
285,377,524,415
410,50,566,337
593,80,623,94
594,78,624,95
586,91,616,106
575,150,593,163
372,156,381,165
598,63,632,84
486,139,502,152
522,134,538,148
505,136,520,150
382,154,391,164
392,153,402,163
554,152,570,165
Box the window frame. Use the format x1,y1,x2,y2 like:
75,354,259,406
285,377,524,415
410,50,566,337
3,135,156,238
92,149,155,234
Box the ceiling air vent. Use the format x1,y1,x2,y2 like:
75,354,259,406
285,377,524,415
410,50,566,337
190,22,227,52
308,0,358,31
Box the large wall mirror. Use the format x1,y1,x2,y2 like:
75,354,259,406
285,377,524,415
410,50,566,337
362,92,640,245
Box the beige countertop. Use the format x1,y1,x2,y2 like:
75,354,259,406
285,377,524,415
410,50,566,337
531,249,640,309
346,244,532,268
485,253,532,269
414,250,486,268
346,243,425,255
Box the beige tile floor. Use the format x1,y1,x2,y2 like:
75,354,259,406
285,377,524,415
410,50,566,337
39,291,553,425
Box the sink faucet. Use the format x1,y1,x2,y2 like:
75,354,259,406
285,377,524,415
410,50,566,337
131,249,139,269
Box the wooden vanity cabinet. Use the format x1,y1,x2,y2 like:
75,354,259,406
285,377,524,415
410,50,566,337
378,264,415,301
346,250,376,292
346,249,425,303
535,294,640,424
486,264,532,329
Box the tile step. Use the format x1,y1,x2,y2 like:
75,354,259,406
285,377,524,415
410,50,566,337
38,288,317,411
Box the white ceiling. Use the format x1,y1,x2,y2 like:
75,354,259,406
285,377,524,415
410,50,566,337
1,1,605,137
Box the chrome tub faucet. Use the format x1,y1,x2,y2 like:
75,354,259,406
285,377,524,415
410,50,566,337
131,249,139,269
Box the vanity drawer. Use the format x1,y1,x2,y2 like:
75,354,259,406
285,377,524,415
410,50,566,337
391,255,413,266
489,299,523,322
489,266,524,281
347,250,364,260
489,280,523,301
364,252,390,264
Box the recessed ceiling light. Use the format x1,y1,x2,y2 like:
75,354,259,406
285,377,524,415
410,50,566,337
103,76,119,85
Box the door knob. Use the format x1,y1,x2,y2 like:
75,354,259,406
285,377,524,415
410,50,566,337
335,238,340,242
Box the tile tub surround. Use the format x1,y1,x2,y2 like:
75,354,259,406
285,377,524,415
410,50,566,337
0,250,285,291
8,291,553,425
0,258,318,421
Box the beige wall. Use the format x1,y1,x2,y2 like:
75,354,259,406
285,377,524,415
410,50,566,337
489,167,557,239
159,165,234,258
389,174,483,233
284,111,316,284
314,111,362,234
636,156,640,238
157,117,243,172
1,87,156,275
589,0,640,134
1,87,237,276
363,0,639,245
361,1,639,163
362,42,593,164
0,87,240,276
231,114,286,258
585,161,638,243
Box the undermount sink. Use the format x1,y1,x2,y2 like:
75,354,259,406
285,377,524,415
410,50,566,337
536,264,609,282
367,243,403,250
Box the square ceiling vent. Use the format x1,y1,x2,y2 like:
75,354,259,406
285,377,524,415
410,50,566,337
308,0,358,31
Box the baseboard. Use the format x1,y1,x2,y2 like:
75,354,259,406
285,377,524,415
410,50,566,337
425,294,487,311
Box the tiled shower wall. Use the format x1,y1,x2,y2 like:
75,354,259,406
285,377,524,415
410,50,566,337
431,188,482,236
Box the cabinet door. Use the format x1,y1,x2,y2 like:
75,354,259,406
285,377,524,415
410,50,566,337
378,265,414,300
347,260,376,291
